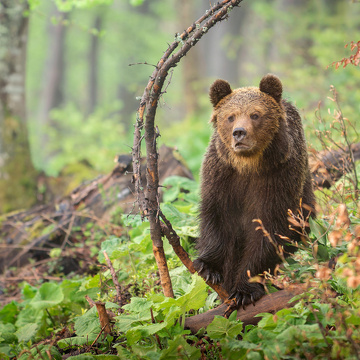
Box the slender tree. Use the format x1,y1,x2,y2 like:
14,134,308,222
36,6,68,169
87,14,102,115
0,0,38,213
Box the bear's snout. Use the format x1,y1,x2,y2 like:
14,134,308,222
232,127,247,142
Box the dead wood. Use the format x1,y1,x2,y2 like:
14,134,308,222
0,145,192,271
95,301,112,335
184,284,306,334
131,0,244,300
310,141,360,188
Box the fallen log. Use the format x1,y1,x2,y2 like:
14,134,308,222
309,141,360,188
0,145,193,271
184,284,306,334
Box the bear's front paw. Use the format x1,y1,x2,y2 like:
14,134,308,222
193,258,223,284
229,283,265,309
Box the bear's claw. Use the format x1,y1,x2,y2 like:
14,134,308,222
193,259,223,285
229,284,265,309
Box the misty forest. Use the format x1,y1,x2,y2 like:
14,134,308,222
0,0,360,359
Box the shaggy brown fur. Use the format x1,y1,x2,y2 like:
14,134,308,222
193,74,315,307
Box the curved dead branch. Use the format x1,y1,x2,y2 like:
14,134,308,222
132,0,244,299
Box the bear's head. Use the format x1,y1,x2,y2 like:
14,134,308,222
209,74,286,160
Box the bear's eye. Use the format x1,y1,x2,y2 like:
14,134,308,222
228,115,235,123
250,113,260,120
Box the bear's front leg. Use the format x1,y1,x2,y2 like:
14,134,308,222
229,234,281,308
193,258,223,285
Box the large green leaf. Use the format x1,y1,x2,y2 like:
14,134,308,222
15,323,38,343
122,297,154,314
74,307,100,338
116,313,154,333
98,236,123,263
0,323,17,346
0,302,18,324
207,316,243,340
155,274,207,314
126,322,168,346
30,282,64,310
162,176,199,204
117,297,156,333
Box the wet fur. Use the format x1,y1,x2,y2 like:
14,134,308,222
193,75,315,306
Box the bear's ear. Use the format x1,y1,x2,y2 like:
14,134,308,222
209,79,232,107
259,74,282,103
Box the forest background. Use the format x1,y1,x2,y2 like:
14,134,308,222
1,1,360,358
1,0,360,213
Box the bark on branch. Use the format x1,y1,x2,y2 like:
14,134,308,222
184,284,306,334
132,0,244,299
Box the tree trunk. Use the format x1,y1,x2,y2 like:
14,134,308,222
0,0,38,213
87,14,102,115
35,6,68,168
176,1,203,115
200,0,247,82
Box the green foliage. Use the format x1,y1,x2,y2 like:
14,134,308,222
161,176,200,238
114,273,206,355
28,0,145,11
17,344,62,360
207,312,243,339
27,0,176,175
53,0,114,12
160,115,212,179
0,279,96,357
37,102,125,175
129,0,145,6
2,164,360,358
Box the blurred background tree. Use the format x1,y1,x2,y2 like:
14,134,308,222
1,0,359,213
0,0,38,213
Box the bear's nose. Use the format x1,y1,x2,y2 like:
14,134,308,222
232,127,247,141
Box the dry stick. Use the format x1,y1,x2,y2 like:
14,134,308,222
132,0,243,300
159,213,229,301
95,301,111,335
85,294,96,307
306,302,331,353
61,213,75,251
103,250,122,302
4,275,62,281
90,326,107,347
150,307,163,350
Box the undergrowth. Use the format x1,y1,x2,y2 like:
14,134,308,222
1,170,360,359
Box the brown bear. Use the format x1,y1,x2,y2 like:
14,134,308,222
193,74,315,307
